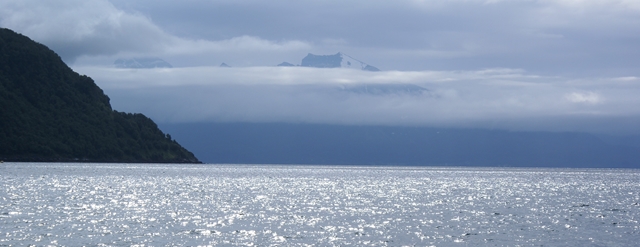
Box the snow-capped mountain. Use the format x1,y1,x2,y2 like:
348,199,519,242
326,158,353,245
300,52,380,71
114,58,172,68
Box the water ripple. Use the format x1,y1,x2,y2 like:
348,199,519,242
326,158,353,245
1,163,639,246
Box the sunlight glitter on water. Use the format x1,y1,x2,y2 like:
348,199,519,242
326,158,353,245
1,163,639,246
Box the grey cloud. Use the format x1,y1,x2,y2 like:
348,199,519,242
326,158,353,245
73,66,640,134
0,0,171,62
0,0,311,64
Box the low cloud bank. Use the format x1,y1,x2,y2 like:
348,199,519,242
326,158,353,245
73,66,640,134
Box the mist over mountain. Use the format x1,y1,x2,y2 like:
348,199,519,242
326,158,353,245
114,57,172,69
277,62,295,67
340,84,429,96
0,28,199,163
277,52,380,71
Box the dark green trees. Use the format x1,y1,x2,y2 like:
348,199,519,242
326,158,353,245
0,28,199,163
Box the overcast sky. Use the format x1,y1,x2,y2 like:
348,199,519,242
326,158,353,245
2,0,640,133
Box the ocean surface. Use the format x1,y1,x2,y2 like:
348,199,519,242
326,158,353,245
1,163,639,246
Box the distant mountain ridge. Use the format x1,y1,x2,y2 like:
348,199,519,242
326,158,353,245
111,53,380,70
0,28,199,163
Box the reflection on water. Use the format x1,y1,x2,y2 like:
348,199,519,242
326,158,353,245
1,163,639,246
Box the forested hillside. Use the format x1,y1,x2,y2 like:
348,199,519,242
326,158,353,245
0,28,199,163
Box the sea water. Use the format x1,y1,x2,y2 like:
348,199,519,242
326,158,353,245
1,163,639,246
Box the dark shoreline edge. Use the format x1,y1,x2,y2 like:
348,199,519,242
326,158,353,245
0,157,202,164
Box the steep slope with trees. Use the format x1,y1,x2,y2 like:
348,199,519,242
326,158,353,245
0,28,199,163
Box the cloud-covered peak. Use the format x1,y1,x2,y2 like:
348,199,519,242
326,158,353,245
301,52,380,71
277,62,296,67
